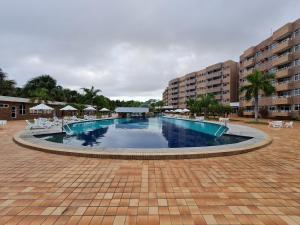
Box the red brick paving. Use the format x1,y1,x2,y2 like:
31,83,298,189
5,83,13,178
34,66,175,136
0,121,299,224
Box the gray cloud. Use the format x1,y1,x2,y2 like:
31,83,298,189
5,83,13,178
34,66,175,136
0,0,299,100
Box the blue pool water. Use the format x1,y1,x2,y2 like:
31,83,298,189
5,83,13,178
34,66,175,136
37,117,251,149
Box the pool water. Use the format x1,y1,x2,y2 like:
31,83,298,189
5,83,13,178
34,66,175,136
37,117,251,149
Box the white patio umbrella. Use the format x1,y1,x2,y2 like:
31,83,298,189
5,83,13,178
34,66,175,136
182,108,190,113
84,106,97,111
174,109,183,113
30,103,54,114
60,105,77,117
84,106,97,116
60,105,77,111
165,110,170,113
99,108,110,112
60,105,78,131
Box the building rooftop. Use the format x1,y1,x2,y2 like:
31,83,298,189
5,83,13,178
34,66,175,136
0,95,66,105
115,107,149,113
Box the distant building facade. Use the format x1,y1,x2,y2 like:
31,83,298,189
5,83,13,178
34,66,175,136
162,60,239,109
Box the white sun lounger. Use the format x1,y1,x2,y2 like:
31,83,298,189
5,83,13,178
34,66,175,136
26,120,45,130
196,116,204,122
268,121,283,128
284,121,293,128
0,120,7,128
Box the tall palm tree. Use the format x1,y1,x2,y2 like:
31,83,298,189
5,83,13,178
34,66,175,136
0,68,16,96
81,86,101,105
23,75,57,96
240,70,275,121
198,94,217,118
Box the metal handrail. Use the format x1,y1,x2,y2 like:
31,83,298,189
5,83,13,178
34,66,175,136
63,124,73,135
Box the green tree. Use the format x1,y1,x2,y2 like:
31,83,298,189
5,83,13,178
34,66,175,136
63,89,82,103
29,88,53,103
23,75,57,96
0,68,16,96
51,85,66,102
94,95,110,110
197,94,217,118
187,98,199,115
240,70,275,121
81,86,101,105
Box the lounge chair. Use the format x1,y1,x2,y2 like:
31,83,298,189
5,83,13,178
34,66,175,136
284,121,293,128
196,116,204,122
26,120,44,129
269,121,283,128
0,120,7,128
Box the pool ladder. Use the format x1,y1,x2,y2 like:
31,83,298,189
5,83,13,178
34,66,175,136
63,124,74,135
214,126,227,137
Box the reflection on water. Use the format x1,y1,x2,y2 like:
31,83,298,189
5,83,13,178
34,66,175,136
38,117,251,149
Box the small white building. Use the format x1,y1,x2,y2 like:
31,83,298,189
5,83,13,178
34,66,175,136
115,107,149,118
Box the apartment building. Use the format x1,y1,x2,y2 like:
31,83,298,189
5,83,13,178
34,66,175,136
240,18,300,118
163,60,239,109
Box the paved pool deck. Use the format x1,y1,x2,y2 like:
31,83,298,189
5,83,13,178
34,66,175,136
0,120,299,224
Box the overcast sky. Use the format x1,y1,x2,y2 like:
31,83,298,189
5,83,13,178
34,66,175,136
1,0,299,101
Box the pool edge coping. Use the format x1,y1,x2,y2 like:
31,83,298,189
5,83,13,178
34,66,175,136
13,120,273,160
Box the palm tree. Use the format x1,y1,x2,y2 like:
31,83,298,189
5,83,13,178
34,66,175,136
198,94,217,118
81,86,101,105
240,70,275,121
23,75,57,96
29,88,53,103
0,68,16,96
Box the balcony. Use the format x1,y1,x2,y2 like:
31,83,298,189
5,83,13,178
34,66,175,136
272,96,292,105
241,80,251,86
214,94,222,100
206,71,222,80
206,79,221,86
272,54,293,67
256,50,272,62
269,111,292,117
258,97,273,106
241,100,254,107
275,82,290,91
243,58,255,68
243,111,254,116
272,23,293,41
256,62,272,72
289,80,300,89
243,46,256,58
241,69,254,78
272,39,293,54
275,68,293,78
206,86,221,93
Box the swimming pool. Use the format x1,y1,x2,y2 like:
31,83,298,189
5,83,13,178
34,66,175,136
36,117,251,149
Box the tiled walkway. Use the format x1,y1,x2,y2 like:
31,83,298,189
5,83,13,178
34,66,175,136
0,121,299,225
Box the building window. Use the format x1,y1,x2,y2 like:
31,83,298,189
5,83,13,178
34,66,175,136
295,29,300,37
294,88,300,96
269,106,276,111
295,44,300,52
0,104,9,108
294,104,300,111
19,104,26,115
295,74,300,81
278,105,291,111
295,59,300,66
